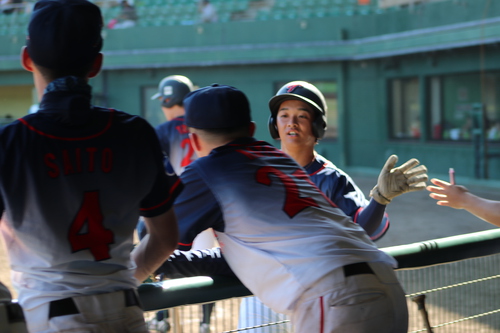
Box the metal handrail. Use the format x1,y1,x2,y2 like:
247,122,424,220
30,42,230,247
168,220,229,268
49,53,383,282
138,229,500,311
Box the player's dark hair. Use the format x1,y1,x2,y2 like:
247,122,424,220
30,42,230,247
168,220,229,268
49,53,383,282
191,124,251,143
34,61,95,82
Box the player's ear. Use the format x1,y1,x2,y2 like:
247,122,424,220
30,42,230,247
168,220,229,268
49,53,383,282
249,121,256,137
88,53,103,78
189,132,202,153
20,46,34,72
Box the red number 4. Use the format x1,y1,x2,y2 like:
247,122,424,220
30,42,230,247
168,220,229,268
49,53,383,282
68,191,114,261
256,166,319,218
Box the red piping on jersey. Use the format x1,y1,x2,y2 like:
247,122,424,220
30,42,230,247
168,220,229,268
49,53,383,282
178,242,193,247
370,212,390,241
140,178,183,212
353,206,362,224
19,109,115,141
308,163,327,176
319,296,324,333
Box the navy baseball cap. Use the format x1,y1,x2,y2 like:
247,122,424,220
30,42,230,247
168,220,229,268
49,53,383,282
184,84,252,129
26,0,103,70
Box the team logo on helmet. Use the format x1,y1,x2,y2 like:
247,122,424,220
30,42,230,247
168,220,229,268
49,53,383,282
286,85,302,93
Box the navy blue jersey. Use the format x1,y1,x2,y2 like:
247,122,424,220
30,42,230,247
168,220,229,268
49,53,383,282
173,137,396,314
0,77,183,311
306,154,389,240
155,116,197,175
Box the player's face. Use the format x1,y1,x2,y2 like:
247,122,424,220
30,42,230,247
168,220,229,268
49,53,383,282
276,99,316,147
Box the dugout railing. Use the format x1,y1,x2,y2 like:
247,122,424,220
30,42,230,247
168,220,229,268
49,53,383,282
138,228,500,332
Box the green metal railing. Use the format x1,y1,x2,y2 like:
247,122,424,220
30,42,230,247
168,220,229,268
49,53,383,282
138,229,500,332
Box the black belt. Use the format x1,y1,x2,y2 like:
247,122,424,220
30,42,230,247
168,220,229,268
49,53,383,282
343,262,375,277
2,301,26,323
48,288,142,319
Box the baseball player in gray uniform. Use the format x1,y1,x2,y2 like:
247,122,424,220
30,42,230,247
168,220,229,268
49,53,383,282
148,75,217,332
239,80,428,331
160,84,415,332
0,1,182,331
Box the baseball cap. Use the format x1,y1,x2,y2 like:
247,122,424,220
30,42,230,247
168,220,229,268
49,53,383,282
151,75,194,108
184,84,251,129
26,0,103,70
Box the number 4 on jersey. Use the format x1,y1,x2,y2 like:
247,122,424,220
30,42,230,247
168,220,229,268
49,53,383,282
68,191,114,261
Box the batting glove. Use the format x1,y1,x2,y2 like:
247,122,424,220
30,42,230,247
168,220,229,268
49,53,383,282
370,155,428,205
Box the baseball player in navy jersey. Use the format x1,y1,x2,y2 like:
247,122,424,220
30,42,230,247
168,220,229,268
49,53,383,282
0,1,182,332
151,75,197,176
238,80,428,331
146,75,217,333
158,83,412,332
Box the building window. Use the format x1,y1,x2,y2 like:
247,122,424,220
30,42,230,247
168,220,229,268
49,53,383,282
429,72,500,142
274,80,338,139
390,77,420,139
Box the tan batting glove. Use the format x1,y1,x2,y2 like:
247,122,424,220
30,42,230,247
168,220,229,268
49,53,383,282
370,155,428,205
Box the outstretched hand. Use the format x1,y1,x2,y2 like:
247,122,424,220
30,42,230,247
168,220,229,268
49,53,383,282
426,178,470,209
370,155,428,205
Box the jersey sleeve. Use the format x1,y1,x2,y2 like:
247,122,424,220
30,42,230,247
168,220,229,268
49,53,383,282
312,167,389,241
314,170,368,218
140,124,184,217
155,123,171,158
174,165,224,251
354,199,390,241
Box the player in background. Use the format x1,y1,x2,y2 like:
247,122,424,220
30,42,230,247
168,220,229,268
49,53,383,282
151,75,197,176
427,177,500,227
160,83,419,332
147,75,217,333
238,80,428,332
0,0,182,331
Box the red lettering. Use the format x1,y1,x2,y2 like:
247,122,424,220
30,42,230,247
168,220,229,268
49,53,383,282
86,147,97,172
75,148,82,173
176,124,189,134
102,148,113,173
63,150,75,175
43,148,113,178
44,153,59,178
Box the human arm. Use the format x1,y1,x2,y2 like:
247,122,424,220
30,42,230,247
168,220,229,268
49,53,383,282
155,247,236,278
370,154,428,205
174,165,224,250
132,208,179,282
309,162,389,240
355,199,389,240
427,178,500,227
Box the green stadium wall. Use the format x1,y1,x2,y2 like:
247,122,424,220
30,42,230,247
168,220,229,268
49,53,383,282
1,0,500,180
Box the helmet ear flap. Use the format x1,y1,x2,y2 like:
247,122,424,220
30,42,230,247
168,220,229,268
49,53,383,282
268,115,280,139
313,116,326,140
161,97,171,108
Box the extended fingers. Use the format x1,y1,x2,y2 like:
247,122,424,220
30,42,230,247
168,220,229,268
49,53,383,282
429,192,448,200
393,158,420,173
430,178,451,187
407,181,427,192
382,155,398,172
404,164,427,177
